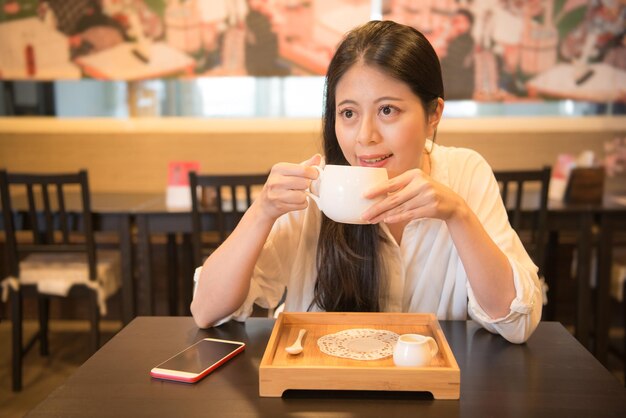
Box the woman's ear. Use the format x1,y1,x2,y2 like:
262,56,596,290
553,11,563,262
427,98,445,138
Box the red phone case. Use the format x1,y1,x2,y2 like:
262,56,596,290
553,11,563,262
150,341,245,383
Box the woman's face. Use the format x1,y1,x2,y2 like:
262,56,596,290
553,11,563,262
334,63,442,179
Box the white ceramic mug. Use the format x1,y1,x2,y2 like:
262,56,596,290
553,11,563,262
307,164,388,224
393,334,439,367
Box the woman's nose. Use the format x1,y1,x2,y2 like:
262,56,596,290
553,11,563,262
356,116,381,146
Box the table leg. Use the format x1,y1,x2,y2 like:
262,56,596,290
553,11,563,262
595,214,612,365
136,215,153,315
181,233,194,315
118,214,135,324
167,234,178,316
543,231,559,320
575,212,593,350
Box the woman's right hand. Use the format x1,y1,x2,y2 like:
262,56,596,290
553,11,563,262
255,154,321,222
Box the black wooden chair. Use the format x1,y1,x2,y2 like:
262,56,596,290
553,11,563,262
494,167,551,310
0,170,121,391
189,172,268,269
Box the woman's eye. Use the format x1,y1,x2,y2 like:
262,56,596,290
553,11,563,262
340,109,354,119
380,105,393,116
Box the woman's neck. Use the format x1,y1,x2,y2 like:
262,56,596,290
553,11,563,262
422,149,431,175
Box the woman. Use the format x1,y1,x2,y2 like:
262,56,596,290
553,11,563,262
191,20,542,343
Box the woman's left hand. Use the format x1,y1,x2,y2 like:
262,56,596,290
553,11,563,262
360,168,465,224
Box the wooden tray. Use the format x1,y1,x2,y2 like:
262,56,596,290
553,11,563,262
259,312,460,399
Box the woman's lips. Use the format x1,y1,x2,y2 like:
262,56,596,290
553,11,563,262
359,154,393,167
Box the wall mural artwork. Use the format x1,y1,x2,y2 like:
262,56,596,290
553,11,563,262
384,0,626,102
1,0,625,102
0,0,371,80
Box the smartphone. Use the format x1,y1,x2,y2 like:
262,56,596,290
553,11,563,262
150,338,245,383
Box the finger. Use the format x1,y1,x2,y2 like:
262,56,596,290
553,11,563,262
361,187,411,222
273,174,313,191
300,153,322,167
369,203,409,224
368,186,437,223
363,175,409,199
262,192,309,215
276,193,311,211
367,202,415,224
384,206,431,224
272,162,319,180
364,203,403,224
301,154,322,180
269,189,309,205
302,165,320,180
364,184,431,223
362,182,389,199
263,180,308,198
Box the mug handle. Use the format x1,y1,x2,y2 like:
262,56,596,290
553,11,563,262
305,165,323,208
426,336,439,357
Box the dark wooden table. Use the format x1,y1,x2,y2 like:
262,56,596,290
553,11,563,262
27,317,626,418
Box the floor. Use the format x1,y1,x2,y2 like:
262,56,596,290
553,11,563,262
0,320,120,418
0,318,623,418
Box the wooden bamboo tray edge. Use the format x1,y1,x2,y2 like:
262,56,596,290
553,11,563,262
259,312,460,399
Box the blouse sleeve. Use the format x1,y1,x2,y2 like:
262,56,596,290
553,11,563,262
456,150,543,343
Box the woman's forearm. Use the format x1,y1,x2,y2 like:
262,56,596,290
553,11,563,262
190,201,276,328
190,156,321,327
446,203,516,319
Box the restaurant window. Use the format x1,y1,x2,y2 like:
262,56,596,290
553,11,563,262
0,78,621,119
57,79,626,118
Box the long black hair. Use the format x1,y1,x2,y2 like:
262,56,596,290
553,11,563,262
311,20,444,312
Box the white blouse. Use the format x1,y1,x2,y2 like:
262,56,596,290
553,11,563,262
196,143,542,343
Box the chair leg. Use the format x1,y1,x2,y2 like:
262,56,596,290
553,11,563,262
543,231,559,321
11,288,23,392
181,233,194,316
88,289,100,354
623,279,626,387
167,234,179,316
38,295,50,356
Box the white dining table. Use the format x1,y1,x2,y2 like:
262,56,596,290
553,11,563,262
526,62,626,102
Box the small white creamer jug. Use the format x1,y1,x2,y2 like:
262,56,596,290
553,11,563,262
393,334,439,367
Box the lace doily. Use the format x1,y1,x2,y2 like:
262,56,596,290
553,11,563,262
317,328,399,361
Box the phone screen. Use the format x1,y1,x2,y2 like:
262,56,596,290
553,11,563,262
151,338,245,382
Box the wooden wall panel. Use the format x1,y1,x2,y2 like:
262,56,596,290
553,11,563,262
0,117,621,193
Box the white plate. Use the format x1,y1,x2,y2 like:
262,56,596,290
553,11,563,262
317,328,399,361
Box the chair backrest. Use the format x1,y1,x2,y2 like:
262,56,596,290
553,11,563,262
0,170,97,280
189,172,268,266
493,166,551,276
